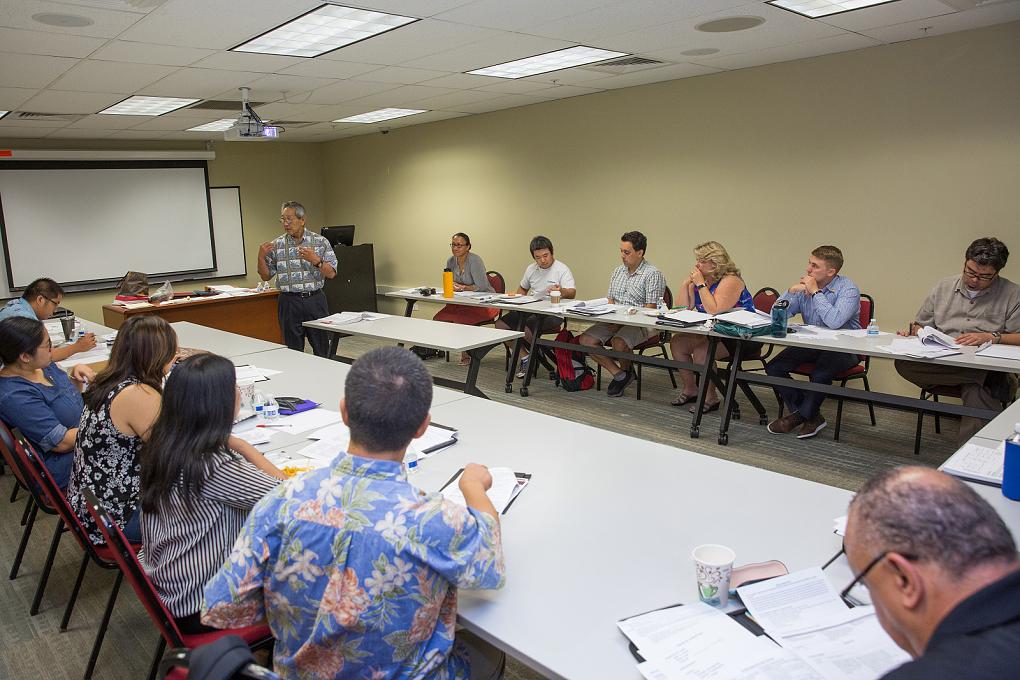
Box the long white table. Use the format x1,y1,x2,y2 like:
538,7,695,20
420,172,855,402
304,314,521,399
172,321,285,358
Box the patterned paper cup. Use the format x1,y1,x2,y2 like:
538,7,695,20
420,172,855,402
692,544,736,606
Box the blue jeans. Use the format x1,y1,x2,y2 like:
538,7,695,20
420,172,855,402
121,506,142,543
765,346,860,420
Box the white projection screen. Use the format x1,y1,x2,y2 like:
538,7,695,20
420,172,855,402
0,161,220,291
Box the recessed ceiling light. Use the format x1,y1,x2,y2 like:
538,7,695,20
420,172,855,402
99,96,200,116
695,16,766,32
681,48,721,56
767,0,898,18
0,111,9,120
334,108,427,123
467,46,629,79
233,4,418,58
187,118,237,132
31,12,94,28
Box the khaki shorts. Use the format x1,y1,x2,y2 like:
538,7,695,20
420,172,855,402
580,322,656,349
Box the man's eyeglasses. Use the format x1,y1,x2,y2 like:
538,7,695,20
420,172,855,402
279,216,301,224
840,550,918,603
963,266,997,282
450,242,468,248
42,295,60,308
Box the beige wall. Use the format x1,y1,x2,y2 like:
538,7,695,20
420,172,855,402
319,21,1020,396
0,139,325,323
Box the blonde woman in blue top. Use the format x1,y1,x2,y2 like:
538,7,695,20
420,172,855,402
669,241,755,412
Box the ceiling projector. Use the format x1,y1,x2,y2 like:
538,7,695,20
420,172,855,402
224,87,281,141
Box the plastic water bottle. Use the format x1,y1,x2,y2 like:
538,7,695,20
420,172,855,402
1004,424,1020,501
657,296,669,314
253,391,266,419
403,448,418,473
771,300,789,338
867,318,879,335
264,394,280,421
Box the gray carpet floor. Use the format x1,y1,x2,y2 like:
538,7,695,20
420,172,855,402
0,337,959,680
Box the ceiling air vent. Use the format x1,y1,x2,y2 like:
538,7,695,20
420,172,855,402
13,111,85,122
581,56,667,75
188,99,266,111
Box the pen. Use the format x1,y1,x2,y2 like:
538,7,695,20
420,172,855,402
257,424,289,428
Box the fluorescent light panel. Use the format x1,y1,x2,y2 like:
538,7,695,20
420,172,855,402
766,0,898,18
335,108,427,123
233,4,417,57
0,111,9,120
99,96,199,116
467,46,629,79
187,118,237,132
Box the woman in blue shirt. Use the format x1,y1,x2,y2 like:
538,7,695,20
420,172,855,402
669,241,756,412
0,317,93,488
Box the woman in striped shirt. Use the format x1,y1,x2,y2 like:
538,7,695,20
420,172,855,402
138,353,285,634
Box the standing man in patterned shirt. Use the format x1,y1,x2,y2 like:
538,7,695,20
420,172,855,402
202,346,506,679
579,230,666,397
257,201,338,356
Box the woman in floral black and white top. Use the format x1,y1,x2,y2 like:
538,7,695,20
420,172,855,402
68,315,178,544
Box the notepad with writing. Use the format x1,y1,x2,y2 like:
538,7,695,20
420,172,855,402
940,441,1005,485
439,467,531,514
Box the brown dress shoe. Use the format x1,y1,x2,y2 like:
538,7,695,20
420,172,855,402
797,414,827,439
767,412,804,434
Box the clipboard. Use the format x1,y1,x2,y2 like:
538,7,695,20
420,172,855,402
420,422,459,454
438,468,532,515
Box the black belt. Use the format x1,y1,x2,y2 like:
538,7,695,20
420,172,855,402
280,290,323,298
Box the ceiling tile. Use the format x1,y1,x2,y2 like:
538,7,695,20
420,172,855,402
45,127,115,139
402,33,573,72
0,116,69,127
190,51,304,73
47,0,164,14
441,92,548,114
817,0,958,31
330,0,475,17
280,59,382,80
571,61,723,88
50,60,178,93
350,66,449,84
137,67,264,98
410,88,504,109
0,127,58,138
129,115,204,130
253,101,341,121
0,53,78,89
116,0,321,49
342,84,457,108
0,87,41,110
858,1,1020,42
304,79,401,105
692,32,881,70
243,73,339,100
525,83,604,100
523,0,746,42
65,113,149,128
317,19,501,67
104,129,171,139
0,0,144,38
19,89,124,113
434,0,620,31
522,65,629,85
88,40,216,65
0,27,105,58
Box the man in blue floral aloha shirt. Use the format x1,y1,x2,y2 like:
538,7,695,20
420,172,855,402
202,346,506,678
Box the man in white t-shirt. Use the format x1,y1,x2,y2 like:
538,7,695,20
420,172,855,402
495,236,576,376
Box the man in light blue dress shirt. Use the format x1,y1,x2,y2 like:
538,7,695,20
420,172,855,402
766,246,862,439
0,277,96,362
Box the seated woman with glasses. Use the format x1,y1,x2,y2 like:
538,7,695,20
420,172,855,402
0,278,97,361
68,315,179,545
668,241,755,412
139,353,285,634
434,232,497,365
0,317,94,488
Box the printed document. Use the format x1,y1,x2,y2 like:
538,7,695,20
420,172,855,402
940,441,1005,485
441,467,522,512
737,568,853,637
976,343,1020,361
713,309,771,328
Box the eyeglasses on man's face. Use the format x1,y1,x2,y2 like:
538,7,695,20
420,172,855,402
279,214,302,224
840,549,918,603
450,242,468,249
963,265,997,282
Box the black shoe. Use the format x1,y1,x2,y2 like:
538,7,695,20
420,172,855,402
607,369,634,397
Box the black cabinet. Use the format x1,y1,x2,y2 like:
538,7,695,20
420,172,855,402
323,243,377,313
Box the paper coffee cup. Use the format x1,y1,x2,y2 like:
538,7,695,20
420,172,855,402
550,290,562,305
237,379,257,410
692,544,736,606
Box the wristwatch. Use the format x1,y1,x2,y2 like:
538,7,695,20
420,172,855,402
992,331,1002,343
314,258,323,268
695,283,707,289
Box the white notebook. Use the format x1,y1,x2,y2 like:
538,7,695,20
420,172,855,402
940,441,1005,485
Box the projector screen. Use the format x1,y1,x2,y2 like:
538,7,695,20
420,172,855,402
0,161,217,290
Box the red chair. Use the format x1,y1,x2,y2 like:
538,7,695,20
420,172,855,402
433,270,503,328
13,431,138,680
913,386,1010,456
81,487,274,680
0,421,43,582
777,293,877,441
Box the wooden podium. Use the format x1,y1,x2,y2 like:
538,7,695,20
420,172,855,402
102,291,282,343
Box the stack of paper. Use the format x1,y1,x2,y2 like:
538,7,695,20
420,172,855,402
790,325,842,341
940,441,1005,485
315,311,386,325
565,297,614,316
661,309,713,324
497,294,540,305
440,467,529,513
879,337,961,359
714,309,772,328
234,365,282,382
976,344,1020,361
58,347,111,368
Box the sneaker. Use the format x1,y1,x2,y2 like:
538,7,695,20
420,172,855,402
797,414,827,439
767,412,804,434
515,355,530,379
607,369,634,397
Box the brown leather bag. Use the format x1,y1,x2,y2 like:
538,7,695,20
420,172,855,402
116,271,149,297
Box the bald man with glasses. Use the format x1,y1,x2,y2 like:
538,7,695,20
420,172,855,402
843,467,1020,679
895,237,1020,443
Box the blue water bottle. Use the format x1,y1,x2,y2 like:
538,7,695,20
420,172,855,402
1003,424,1020,501
771,300,789,338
